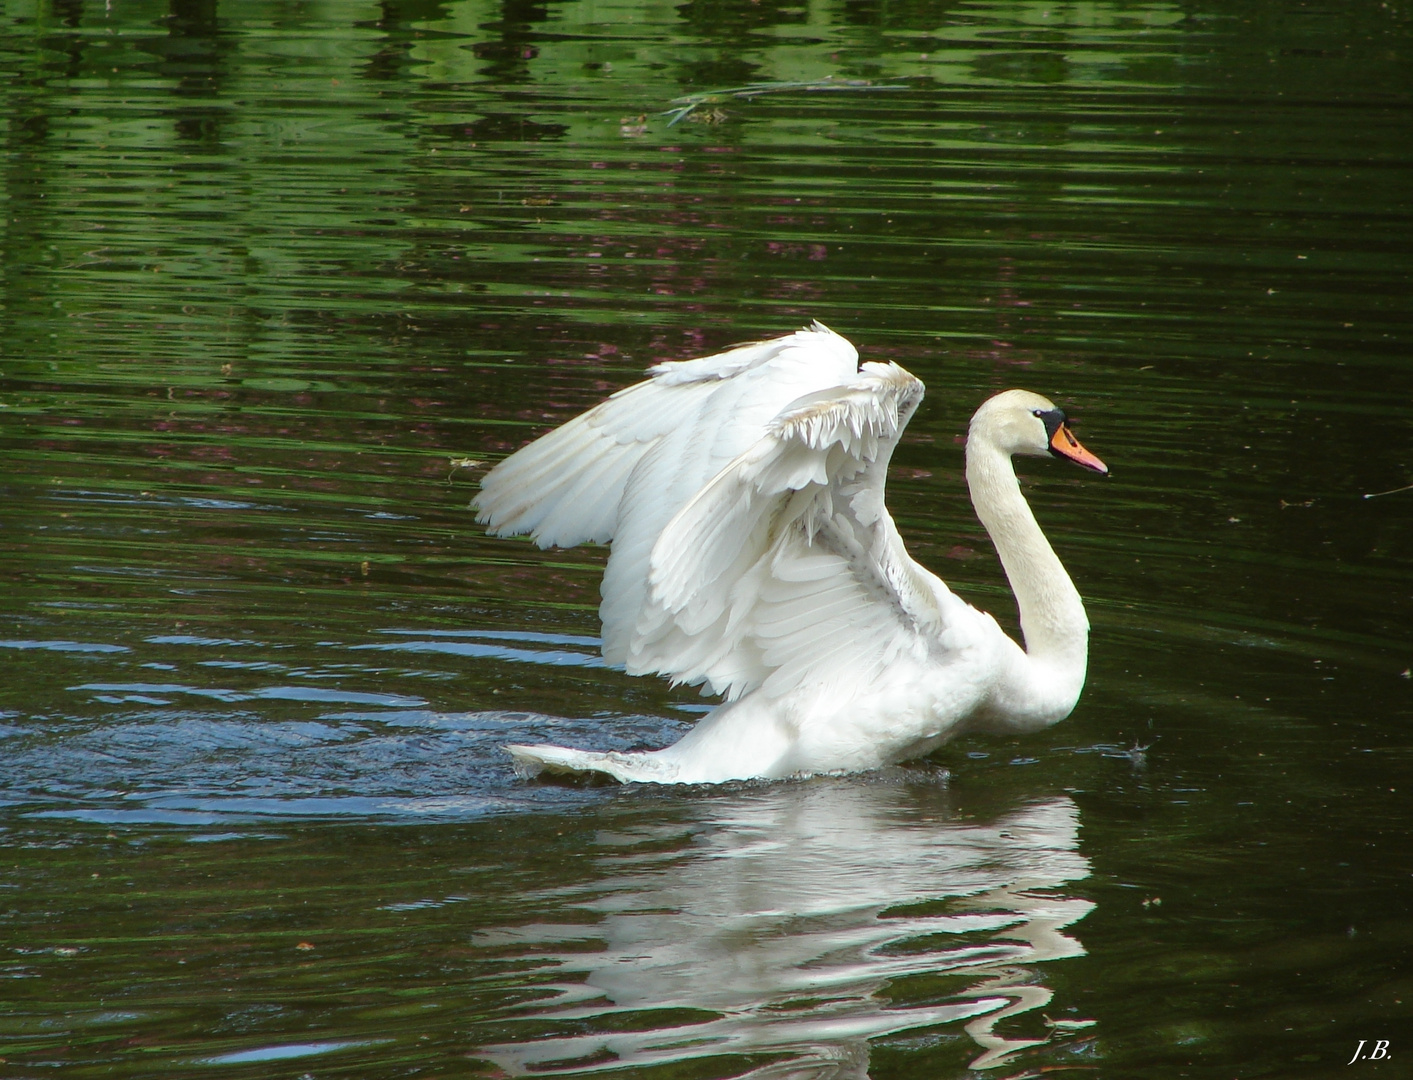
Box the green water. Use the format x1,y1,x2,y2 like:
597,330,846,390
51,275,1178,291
1,0,1410,1075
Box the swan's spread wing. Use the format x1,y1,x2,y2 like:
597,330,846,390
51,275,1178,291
474,375,714,548
474,321,857,551
630,362,971,700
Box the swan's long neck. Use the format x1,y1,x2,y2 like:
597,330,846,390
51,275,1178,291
965,439,1089,670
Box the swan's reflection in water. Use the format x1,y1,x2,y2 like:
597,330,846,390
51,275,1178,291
477,778,1094,1076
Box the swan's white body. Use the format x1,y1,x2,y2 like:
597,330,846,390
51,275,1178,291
475,323,1105,784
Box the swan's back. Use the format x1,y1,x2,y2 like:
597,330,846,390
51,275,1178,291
474,322,861,664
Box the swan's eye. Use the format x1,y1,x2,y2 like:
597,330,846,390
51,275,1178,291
1031,409,1045,418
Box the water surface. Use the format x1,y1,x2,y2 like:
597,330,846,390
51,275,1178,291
1,0,1410,1076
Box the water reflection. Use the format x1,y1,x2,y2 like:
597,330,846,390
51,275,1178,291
475,781,1094,1075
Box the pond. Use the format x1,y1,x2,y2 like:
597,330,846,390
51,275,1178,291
0,0,1409,1076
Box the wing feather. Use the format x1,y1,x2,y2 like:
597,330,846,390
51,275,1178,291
474,322,858,556
627,362,962,701
474,376,718,548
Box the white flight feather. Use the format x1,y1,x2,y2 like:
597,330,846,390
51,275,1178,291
475,322,855,550
626,362,946,703
474,322,863,665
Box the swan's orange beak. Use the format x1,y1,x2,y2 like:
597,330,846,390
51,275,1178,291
1050,423,1108,475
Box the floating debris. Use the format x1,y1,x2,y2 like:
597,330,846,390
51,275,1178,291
687,107,728,125
447,456,483,484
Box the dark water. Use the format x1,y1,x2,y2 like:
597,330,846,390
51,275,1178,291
1,0,1410,1076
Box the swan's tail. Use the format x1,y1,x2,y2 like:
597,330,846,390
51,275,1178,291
504,743,683,785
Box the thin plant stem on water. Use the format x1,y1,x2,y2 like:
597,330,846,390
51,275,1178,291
1363,482,1413,499
661,76,912,126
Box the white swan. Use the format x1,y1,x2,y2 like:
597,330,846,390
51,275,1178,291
474,322,1107,784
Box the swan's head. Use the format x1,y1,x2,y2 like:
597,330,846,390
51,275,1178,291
969,389,1108,475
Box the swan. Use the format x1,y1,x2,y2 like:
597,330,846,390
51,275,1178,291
474,322,1107,784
